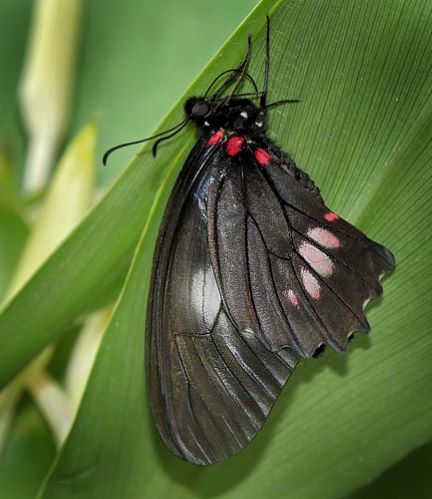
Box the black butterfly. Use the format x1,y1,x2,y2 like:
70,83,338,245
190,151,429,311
104,17,395,466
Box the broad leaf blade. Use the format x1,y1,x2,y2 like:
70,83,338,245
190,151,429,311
39,1,432,499
0,406,55,499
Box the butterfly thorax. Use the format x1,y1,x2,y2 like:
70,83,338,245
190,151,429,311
185,97,266,137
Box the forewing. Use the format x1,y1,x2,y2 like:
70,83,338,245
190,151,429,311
209,146,395,357
146,138,298,465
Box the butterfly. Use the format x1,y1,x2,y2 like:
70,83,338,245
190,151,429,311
104,17,395,466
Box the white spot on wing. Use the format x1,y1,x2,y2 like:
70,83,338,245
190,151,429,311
308,227,341,249
300,267,321,300
283,289,300,308
299,242,334,277
240,111,248,119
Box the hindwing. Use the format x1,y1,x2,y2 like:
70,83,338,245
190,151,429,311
146,135,395,465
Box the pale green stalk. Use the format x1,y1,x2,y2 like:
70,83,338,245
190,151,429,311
19,0,82,193
26,372,74,447
0,122,97,453
64,307,113,414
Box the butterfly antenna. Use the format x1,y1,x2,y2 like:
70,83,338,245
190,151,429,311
225,35,253,102
151,118,190,157
260,15,271,108
265,99,300,109
204,69,258,98
260,17,300,110
102,117,189,165
229,91,262,99
212,35,253,102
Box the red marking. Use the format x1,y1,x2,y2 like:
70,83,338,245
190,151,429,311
324,211,340,222
226,136,245,156
206,129,224,147
254,147,272,166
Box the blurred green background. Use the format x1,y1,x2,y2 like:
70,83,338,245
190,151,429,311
0,1,431,498
0,0,261,187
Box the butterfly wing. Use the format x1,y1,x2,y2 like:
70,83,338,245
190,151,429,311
208,141,395,357
146,138,298,466
147,135,394,466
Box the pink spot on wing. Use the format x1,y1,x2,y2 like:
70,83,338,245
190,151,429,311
301,267,321,300
206,129,224,147
254,148,272,166
226,136,245,156
324,211,340,222
307,227,341,249
283,289,300,308
299,242,334,277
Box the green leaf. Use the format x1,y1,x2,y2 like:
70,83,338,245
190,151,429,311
7,121,96,299
0,204,28,301
0,405,55,499
0,0,32,185
349,442,432,499
0,139,29,301
34,0,432,498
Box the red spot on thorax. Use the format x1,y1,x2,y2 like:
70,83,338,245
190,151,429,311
324,211,340,222
254,147,272,166
226,136,245,156
206,129,224,147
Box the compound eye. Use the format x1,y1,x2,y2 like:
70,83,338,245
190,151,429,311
192,101,210,117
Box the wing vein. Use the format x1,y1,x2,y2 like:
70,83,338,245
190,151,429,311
290,223,378,290
173,339,215,463
293,247,364,326
209,306,267,417
246,213,305,355
191,336,250,438
283,198,390,263
289,259,336,348
209,332,266,420
252,160,336,347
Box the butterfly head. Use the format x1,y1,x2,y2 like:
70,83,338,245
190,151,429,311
185,97,265,135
